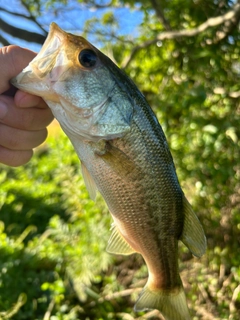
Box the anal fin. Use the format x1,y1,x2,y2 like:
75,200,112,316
81,162,97,200
180,195,207,257
106,224,136,255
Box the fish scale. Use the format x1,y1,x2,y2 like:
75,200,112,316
12,22,206,320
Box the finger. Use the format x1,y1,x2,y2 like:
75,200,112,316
0,45,36,93
14,90,48,109
0,146,33,167
0,123,48,150
0,95,53,131
2,86,17,98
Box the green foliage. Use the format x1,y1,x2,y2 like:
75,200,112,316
0,133,116,319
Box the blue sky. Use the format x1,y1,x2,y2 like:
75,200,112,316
1,0,143,52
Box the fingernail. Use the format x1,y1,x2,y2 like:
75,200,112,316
0,100,8,119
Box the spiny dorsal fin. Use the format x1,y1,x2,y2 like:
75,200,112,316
106,224,136,255
81,162,97,200
180,195,207,257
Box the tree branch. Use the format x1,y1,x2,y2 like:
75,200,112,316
0,33,10,46
0,6,47,36
0,7,31,18
150,0,172,31
20,1,48,35
0,18,46,44
214,1,240,42
121,3,240,69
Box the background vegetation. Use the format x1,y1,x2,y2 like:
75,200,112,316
0,1,240,319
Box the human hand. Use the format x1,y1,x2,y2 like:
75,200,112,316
0,45,53,166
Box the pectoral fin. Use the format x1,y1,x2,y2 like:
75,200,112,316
106,224,136,255
99,142,137,178
180,195,207,257
81,162,97,200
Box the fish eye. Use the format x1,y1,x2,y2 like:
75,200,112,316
78,49,97,68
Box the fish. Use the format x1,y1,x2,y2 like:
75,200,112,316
12,23,206,320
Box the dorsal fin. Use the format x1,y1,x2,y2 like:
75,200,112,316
180,195,207,257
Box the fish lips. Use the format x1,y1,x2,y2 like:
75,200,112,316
11,22,71,96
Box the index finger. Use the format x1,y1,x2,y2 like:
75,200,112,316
0,45,37,94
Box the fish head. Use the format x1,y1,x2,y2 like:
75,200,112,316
12,23,133,141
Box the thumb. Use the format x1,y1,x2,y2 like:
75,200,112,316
0,45,37,94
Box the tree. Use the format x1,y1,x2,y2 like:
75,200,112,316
0,1,240,319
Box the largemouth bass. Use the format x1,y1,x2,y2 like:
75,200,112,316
12,23,206,320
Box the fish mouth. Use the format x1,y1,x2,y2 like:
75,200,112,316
11,23,72,96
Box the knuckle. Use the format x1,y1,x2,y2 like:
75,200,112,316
21,110,36,130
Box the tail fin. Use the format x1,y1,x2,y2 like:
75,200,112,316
134,286,191,320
